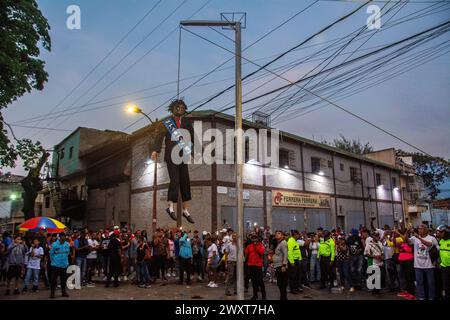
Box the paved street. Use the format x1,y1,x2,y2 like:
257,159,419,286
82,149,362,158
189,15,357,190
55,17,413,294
0,277,402,301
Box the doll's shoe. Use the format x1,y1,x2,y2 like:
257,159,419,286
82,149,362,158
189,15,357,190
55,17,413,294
183,211,194,224
166,207,177,221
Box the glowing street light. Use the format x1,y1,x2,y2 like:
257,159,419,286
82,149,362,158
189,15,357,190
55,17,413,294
126,104,142,114
125,103,153,124
9,193,19,201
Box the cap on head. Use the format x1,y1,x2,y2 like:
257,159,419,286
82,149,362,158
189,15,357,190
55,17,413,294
437,224,449,232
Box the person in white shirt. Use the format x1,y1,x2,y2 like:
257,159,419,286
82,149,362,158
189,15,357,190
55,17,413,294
309,235,321,282
364,231,384,295
23,238,43,292
222,229,233,245
206,238,219,288
406,224,439,300
223,233,237,296
86,233,99,285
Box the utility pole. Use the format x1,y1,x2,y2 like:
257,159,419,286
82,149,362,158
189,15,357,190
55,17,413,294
234,21,244,302
180,17,245,300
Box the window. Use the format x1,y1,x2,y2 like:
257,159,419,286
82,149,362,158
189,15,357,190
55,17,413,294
311,157,321,173
245,139,249,163
73,186,79,200
60,148,65,159
350,167,360,183
69,146,74,159
392,177,397,188
340,163,344,171
45,197,50,209
328,160,332,168
279,149,290,168
376,173,382,186
80,185,86,200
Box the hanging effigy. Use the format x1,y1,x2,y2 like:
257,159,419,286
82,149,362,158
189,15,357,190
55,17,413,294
150,99,196,224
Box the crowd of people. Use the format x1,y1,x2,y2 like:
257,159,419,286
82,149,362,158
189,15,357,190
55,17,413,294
0,222,449,301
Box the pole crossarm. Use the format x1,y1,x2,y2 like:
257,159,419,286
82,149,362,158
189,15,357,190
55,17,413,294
180,20,237,27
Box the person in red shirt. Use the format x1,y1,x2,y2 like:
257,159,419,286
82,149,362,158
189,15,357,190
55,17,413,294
244,234,266,300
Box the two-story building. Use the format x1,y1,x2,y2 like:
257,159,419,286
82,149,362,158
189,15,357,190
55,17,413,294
129,110,403,234
39,127,130,228
366,148,427,226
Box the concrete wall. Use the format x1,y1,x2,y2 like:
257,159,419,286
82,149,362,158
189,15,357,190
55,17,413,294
87,182,129,230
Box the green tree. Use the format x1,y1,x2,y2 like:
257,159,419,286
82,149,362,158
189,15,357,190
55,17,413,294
0,0,51,219
396,150,450,200
322,134,374,155
1,128,49,220
0,0,51,109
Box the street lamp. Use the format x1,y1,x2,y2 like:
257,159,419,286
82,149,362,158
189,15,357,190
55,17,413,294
125,103,158,231
125,103,154,124
9,193,19,201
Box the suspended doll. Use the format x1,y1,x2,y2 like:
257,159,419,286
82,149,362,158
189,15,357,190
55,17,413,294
151,99,196,224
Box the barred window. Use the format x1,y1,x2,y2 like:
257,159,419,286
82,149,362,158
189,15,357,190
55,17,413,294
311,157,321,173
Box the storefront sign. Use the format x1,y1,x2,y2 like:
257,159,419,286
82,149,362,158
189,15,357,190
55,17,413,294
272,190,330,208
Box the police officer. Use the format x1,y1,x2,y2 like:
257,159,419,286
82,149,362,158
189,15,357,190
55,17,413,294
436,224,450,300
318,230,335,290
287,230,302,294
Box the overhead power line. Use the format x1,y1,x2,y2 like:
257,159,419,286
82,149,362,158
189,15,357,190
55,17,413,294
181,19,450,157
25,0,164,136
35,0,193,140
121,0,320,131
187,0,373,114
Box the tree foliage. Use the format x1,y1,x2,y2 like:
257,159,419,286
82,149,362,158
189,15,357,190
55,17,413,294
0,0,51,219
0,0,51,109
396,150,450,200
322,134,374,155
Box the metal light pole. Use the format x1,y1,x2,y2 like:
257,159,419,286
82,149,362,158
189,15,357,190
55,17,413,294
180,19,244,300
126,104,158,232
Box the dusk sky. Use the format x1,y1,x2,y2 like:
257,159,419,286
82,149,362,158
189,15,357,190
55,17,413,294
3,0,450,195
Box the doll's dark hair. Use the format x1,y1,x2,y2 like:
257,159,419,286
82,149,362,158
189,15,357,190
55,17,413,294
168,99,187,112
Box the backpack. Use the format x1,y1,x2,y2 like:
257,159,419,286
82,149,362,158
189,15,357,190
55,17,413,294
429,244,439,264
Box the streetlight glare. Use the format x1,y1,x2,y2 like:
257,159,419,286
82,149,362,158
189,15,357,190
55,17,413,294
126,104,141,114
9,193,18,201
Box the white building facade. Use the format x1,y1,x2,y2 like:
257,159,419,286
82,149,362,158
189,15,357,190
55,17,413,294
129,111,403,234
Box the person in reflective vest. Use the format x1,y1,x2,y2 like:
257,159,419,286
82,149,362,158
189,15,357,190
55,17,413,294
436,224,450,301
287,230,302,294
318,230,335,289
